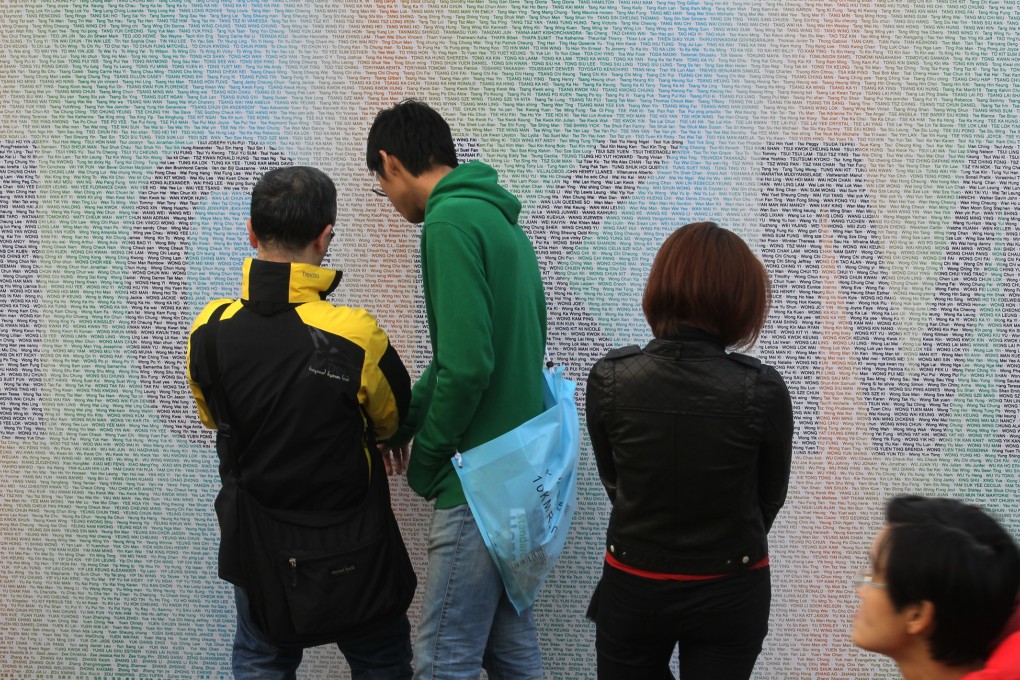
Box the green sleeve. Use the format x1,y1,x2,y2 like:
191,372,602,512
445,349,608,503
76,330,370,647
385,361,435,448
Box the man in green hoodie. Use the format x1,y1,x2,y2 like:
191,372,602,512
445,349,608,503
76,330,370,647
367,100,548,680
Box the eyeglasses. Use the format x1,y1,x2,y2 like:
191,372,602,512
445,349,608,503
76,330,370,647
370,176,386,197
853,569,888,590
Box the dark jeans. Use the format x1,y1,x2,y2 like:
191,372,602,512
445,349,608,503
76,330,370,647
589,564,770,680
232,586,413,680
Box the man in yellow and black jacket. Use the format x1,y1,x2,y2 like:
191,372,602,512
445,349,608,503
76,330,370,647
186,166,413,679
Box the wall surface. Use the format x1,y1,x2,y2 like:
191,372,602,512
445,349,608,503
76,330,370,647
2,1,1019,678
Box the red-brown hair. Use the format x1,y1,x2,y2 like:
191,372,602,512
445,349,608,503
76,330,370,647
642,221,771,349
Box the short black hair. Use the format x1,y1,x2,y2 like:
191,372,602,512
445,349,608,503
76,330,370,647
250,166,337,251
880,495,1020,666
366,99,458,178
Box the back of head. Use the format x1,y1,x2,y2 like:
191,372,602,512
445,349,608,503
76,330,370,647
250,166,337,252
882,495,1020,666
366,99,459,178
642,221,771,349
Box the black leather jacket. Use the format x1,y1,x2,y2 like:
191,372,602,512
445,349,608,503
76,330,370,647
586,327,793,575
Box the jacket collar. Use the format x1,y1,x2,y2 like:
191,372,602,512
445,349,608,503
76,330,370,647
645,326,726,359
240,257,341,304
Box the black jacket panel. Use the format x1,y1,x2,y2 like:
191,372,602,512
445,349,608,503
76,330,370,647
187,259,411,583
586,328,793,575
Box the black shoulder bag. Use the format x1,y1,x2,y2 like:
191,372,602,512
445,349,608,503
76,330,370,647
202,302,416,647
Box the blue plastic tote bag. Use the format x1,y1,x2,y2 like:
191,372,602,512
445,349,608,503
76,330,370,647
451,364,580,613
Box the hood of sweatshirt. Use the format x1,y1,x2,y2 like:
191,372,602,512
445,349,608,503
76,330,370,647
425,161,521,225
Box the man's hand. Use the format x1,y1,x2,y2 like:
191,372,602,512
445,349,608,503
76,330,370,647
378,443,410,476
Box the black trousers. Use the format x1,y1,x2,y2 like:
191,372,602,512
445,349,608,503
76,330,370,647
588,563,771,680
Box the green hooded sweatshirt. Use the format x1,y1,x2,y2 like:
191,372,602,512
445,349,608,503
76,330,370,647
394,161,548,508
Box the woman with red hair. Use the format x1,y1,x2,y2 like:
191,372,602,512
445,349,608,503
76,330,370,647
586,221,794,680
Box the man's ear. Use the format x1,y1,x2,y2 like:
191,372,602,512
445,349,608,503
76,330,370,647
313,224,333,257
379,150,404,178
905,600,936,636
246,219,259,249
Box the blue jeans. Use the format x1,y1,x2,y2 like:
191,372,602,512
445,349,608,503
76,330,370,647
232,586,413,680
413,504,544,680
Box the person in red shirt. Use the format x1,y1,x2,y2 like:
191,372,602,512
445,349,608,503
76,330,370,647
853,495,1020,680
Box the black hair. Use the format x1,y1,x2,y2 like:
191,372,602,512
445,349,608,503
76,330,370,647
880,495,1020,666
365,99,458,178
250,166,337,251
